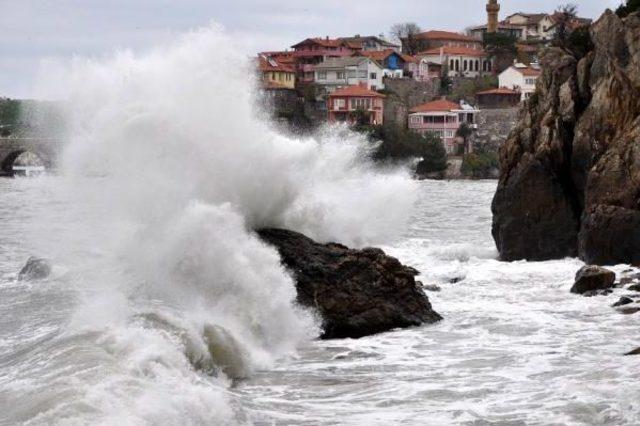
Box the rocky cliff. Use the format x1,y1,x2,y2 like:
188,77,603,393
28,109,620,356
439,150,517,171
492,10,640,264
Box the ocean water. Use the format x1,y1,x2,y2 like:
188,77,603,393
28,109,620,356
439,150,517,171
1,178,639,425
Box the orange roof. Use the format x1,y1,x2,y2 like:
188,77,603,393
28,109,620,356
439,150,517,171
476,87,520,95
328,85,385,98
416,30,480,42
410,99,460,113
419,46,487,57
258,55,295,73
292,37,347,49
357,49,398,61
512,66,541,76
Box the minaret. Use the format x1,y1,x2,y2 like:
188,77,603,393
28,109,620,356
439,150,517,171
487,0,500,33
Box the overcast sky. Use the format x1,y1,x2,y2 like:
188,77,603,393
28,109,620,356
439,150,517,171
1,0,621,98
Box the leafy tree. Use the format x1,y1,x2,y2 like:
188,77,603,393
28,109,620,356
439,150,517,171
553,4,579,48
616,0,640,17
461,149,499,178
390,22,423,55
566,25,594,59
439,65,452,96
483,32,517,73
456,122,473,155
359,123,448,174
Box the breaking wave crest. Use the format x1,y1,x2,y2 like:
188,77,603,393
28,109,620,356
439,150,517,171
26,24,417,423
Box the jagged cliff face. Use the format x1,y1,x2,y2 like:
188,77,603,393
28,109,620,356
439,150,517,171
492,10,640,264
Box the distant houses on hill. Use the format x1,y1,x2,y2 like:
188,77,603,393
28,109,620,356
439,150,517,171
255,1,592,156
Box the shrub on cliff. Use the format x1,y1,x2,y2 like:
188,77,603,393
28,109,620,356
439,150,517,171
616,0,640,17
360,124,448,173
461,150,498,179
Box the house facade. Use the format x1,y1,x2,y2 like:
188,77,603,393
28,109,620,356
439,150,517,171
498,65,541,100
503,13,556,41
407,30,483,53
339,35,400,52
258,54,296,90
405,57,442,82
314,57,385,94
420,46,492,78
327,85,384,125
356,49,407,78
468,23,525,40
291,38,356,84
408,99,480,155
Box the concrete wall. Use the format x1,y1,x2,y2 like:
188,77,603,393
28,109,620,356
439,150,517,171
382,77,439,128
470,107,519,152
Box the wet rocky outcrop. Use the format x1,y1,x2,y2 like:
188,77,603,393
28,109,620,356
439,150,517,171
18,257,51,281
492,11,640,263
570,265,616,294
257,228,442,339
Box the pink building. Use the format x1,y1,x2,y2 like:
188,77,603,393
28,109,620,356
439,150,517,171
291,38,356,84
408,99,480,155
327,85,384,125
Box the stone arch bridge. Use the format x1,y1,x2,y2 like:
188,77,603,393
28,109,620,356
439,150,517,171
0,138,63,175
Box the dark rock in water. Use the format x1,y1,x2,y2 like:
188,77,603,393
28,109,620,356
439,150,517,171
492,10,640,264
612,296,634,307
18,257,52,281
583,289,613,297
617,306,640,315
627,284,640,292
570,265,616,294
257,228,442,339
423,284,442,292
625,347,640,356
449,277,464,284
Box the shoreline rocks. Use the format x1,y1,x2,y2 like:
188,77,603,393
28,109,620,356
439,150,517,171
18,257,51,281
492,10,640,264
570,265,616,295
257,228,442,339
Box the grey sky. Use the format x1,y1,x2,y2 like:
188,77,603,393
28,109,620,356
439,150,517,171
1,0,621,98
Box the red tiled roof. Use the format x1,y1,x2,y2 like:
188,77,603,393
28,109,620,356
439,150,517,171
258,55,295,73
416,30,480,42
419,46,487,57
356,49,404,62
328,85,385,98
410,99,460,113
476,87,520,95
291,37,346,49
512,66,541,76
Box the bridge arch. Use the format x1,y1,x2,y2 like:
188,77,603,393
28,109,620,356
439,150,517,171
1,149,48,174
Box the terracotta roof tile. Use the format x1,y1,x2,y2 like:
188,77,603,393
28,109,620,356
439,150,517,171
512,66,541,76
419,46,487,57
416,30,480,42
328,85,385,98
410,99,460,113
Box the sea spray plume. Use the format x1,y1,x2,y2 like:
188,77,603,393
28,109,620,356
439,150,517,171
33,23,417,422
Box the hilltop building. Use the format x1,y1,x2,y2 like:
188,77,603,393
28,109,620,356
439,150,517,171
419,46,492,77
338,35,400,52
327,85,385,125
291,38,356,84
408,99,480,155
314,57,385,95
355,49,408,78
498,64,541,100
403,30,482,54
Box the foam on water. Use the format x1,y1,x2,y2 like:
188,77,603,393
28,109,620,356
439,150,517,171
0,25,417,424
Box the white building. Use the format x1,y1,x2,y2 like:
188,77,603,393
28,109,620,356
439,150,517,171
498,64,541,101
503,13,556,41
314,57,385,95
420,46,492,78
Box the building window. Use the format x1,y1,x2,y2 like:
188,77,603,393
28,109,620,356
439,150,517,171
455,60,460,71
464,60,468,71
370,72,377,80
348,70,357,78
318,71,327,80
410,116,421,124
334,98,345,109
450,59,455,70
525,78,537,85
337,72,346,80
445,130,454,138
351,98,372,110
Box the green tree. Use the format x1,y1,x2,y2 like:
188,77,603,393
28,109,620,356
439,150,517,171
483,32,517,73
461,149,499,179
616,0,640,17
553,3,579,48
456,123,473,155
415,133,448,174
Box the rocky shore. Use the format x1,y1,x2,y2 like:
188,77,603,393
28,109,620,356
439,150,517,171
492,10,640,264
257,228,442,339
